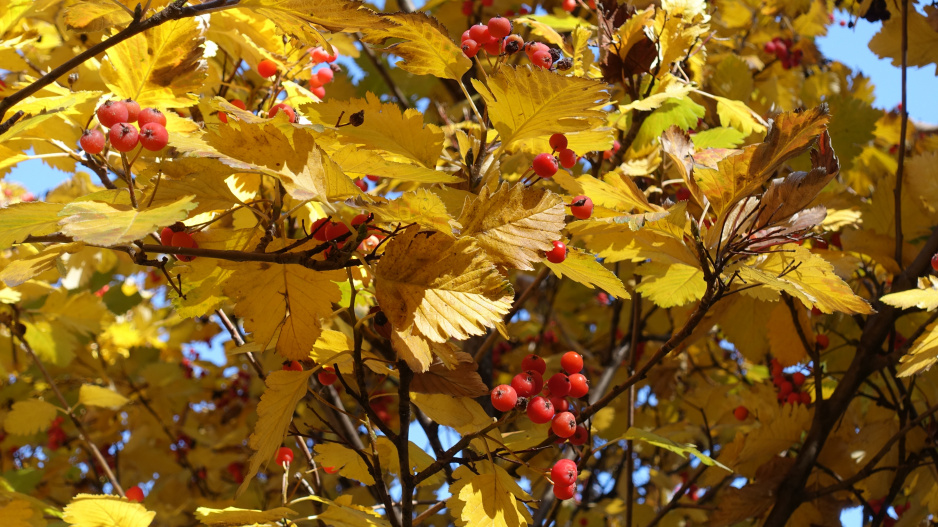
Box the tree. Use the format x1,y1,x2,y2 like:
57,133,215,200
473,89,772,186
0,0,936,525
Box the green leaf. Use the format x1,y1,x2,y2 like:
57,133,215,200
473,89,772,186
633,96,706,148
623,427,730,471
690,127,747,149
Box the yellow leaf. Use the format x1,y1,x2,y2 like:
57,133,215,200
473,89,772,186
309,329,354,370
373,437,446,488
544,247,630,300
0,242,83,287
473,66,609,151
695,106,829,215
710,54,754,102
390,327,434,372
221,250,344,360
362,189,458,237
238,369,314,495
897,321,938,376
303,93,444,169
306,495,390,527
736,245,873,315
99,17,206,107
0,499,34,527
411,393,492,436
195,506,296,526
63,494,155,527
375,226,513,343
620,76,694,113
881,276,938,311
869,5,938,74
0,202,65,249
365,12,472,81
410,351,489,398
552,171,653,214
328,144,460,184
313,443,375,485
3,399,58,435
714,95,767,136
766,301,814,367
634,262,704,307
62,0,133,31
735,401,811,477
58,196,197,246
457,184,565,271
78,385,130,410
139,162,241,217
447,463,534,527
239,0,386,49
24,320,78,366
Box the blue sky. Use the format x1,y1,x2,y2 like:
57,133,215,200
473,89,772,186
6,13,934,195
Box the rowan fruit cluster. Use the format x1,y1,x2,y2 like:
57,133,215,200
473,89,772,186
770,359,812,406
763,36,803,69
460,17,568,70
80,100,169,155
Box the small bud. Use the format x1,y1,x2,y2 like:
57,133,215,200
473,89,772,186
555,57,573,70
349,110,365,127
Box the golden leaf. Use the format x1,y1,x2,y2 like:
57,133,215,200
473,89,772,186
309,495,391,527
473,66,609,151
552,171,653,213
881,276,938,311
238,369,314,495
99,17,207,107
329,145,460,184
78,385,130,410
3,399,58,435
447,463,534,527
634,261,704,307
63,494,155,527
411,393,492,436
239,0,386,48
714,95,768,136
457,184,565,270
896,321,938,376
869,6,938,74
62,0,133,31
695,106,829,215
195,506,297,526
0,202,65,249
221,250,344,360
736,245,873,315
374,437,446,488
362,189,458,236
766,301,814,367
313,443,375,485
0,242,83,287
58,196,197,246
410,351,489,398
544,247,631,300
375,226,513,343
364,12,472,81
139,162,241,217
0,499,34,527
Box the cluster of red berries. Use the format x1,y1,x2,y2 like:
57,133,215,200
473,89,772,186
812,232,842,251
601,139,620,161
770,359,811,406
226,461,245,484
532,133,578,179
309,213,382,256
80,100,169,154
160,225,198,262
214,369,251,408
47,416,66,450
763,37,803,70
283,359,339,386
460,18,566,70
491,351,589,500
869,498,911,526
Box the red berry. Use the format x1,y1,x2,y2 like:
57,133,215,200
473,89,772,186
532,153,558,178
491,384,518,412
325,221,350,241
503,34,525,54
80,128,106,154
270,103,296,123
139,122,168,151
568,373,589,398
778,381,793,397
551,411,577,438
276,446,294,465
771,359,783,377
527,396,554,423
547,372,571,397
549,133,568,151
123,99,141,122
283,361,303,371
733,406,749,421
799,391,811,404
546,240,567,263
461,0,473,15
108,123,139,152
170,231,198,262
487,16,512,39
531,49,552,69
312,85,326,99
792,372,806,386
351,213,372,227
469,24,492,44
570,195,593,220
562,0,576,11
550,396,569,413
323,465,339,474
160,227,175,246
675,186,691,201
96,100,128,128
125,485,145,503
318,366,338,386
521,354,547,375
231,99,247,111
483,39,502,56
257,59,278,78
570,425,588,445
481,0,493,6
317,67,334,84
311,218,331,241
462,39,481,58
310,47,330,63
816,334,829,350
137,108,167,127
551,459,577,486
786,392,800,405
560,351,583,374
354,179,367,192
931,253,938,272
554,483,576,500
559,148,577,168
511,371,538,398
764,41,777,54
525,42,549,61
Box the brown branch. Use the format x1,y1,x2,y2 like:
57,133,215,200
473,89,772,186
0,0,240,127
893,0,909,266
397,360,415,527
